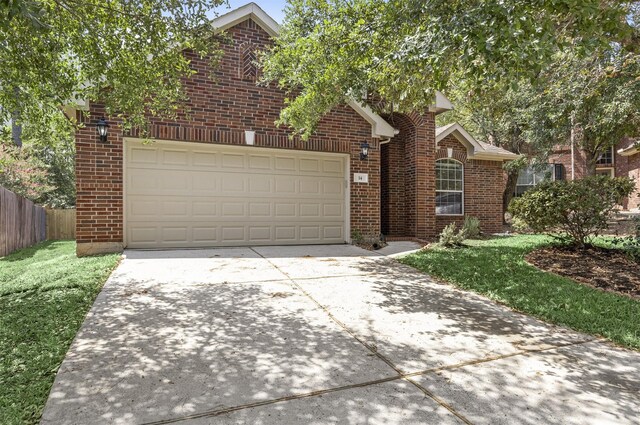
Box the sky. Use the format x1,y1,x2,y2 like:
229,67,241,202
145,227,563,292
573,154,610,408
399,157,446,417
212,0,288,23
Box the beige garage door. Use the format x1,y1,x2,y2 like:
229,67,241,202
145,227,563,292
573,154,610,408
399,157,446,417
124,139,348,248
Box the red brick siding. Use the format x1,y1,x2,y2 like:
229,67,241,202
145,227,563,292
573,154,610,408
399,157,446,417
549,138,640,210
75,18,378,246
433,136,504,235
381,112,437,239
75,107,123,244
548,147,588,180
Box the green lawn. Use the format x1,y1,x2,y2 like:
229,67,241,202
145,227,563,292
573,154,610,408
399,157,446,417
400,235,640,350
0,241,120,424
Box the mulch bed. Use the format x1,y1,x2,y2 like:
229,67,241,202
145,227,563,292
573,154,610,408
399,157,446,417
526,246,640,299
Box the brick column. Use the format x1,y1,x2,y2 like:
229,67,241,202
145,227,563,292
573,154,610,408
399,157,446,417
75,108,124,256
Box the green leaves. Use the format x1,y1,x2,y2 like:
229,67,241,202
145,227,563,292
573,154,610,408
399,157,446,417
0,0,225,134
509,176,636,247
261,0,633,139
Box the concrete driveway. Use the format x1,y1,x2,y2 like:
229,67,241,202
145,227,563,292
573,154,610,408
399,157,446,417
42,243,640,424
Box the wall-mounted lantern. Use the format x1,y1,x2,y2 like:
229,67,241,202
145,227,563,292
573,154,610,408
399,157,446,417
96,117,109,143
360,142,370,160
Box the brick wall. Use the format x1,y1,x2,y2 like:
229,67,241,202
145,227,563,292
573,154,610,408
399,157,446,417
433,136,505,235
548,139,639,210
548,147,588,180
382,124,504,239
381,112,437,239
75,18,379,254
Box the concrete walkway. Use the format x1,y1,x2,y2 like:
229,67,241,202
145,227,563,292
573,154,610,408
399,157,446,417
41,243,640,424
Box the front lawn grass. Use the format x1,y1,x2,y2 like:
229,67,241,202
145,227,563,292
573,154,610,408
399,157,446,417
0,241,120,424
400,234,640,350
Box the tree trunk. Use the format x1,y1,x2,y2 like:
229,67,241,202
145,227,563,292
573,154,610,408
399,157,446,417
11,87,22,148
503,169,519,219
584,150,597,176
11,119,22,148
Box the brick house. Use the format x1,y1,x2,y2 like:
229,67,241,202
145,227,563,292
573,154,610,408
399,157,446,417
516,138,640,211
72,3,518,256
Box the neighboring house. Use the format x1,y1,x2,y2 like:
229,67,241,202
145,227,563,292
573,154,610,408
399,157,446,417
516,138,640,211
70,3,518,256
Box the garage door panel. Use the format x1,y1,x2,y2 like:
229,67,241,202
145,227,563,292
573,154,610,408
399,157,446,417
323,203,343,217
221,153,245,168
162,149,189,166
275,203,296,217
162,227,189,242
125,140,347,248
249,175,272,192
249,226,271,241
324,226,343,239
323,159,343,174
160,201,189,218
127,170,159,193
129,226,159,245
299,180,320,195
130,146,158,164
249,203,271,217
221,226,245,242
192,202,217,217
300,226,321,240
248,154,272,169
299,158,320,172
126,223,346,248
299,203,320,217
192,227,217,243
275,226,296,241
274,177,296,194
221,202,245,217
275,156,296,172
192,151,217,167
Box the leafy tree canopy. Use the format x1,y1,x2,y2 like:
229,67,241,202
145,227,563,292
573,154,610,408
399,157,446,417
261,0,635,139
538,46,640,173
442,78,559,212
1,0,225,133
1,112,76,206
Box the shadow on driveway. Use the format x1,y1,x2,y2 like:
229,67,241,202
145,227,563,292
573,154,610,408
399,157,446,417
41,244,640,424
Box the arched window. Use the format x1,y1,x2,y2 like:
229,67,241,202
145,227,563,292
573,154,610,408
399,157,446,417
435,158,464,215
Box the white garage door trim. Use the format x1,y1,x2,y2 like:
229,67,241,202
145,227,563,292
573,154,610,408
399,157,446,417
123,138,350,248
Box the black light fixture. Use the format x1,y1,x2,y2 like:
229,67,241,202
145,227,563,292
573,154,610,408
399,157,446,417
96,117,109,142
360,142,370,160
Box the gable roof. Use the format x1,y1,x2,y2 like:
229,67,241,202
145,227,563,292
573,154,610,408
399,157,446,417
211,3,397,138
436,122,520,161
212,2,280,37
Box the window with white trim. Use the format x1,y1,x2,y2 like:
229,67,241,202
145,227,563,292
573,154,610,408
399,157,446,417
596,146,614,166
515,164,556,196
436,159,463,215
595,168,615,178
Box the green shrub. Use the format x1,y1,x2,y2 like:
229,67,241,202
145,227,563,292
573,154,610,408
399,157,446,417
438,223,467,247
462,216,481,238
611,216,640,263
508,176,636,247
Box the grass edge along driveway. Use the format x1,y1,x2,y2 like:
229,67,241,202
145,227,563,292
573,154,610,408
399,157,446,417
400,234,640,351
0,241,120,425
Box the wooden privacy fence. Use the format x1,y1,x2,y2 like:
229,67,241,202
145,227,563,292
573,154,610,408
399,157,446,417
0,186,46,257
46,208,76,240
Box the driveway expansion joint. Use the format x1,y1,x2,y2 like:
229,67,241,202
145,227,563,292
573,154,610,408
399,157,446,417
249,248,475,425
138,337,595,425
42,246,638,425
